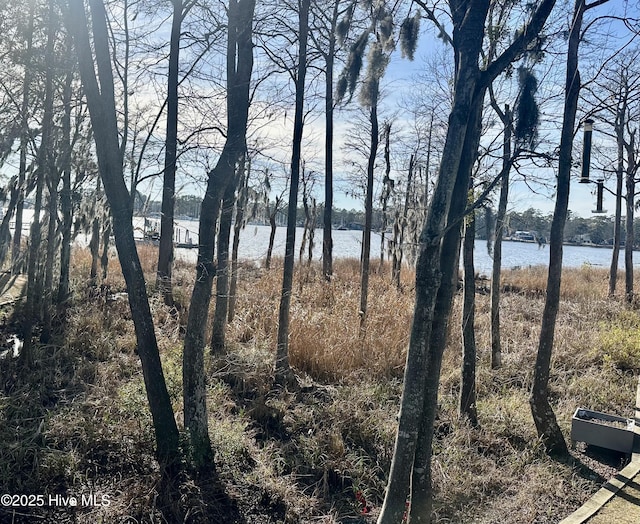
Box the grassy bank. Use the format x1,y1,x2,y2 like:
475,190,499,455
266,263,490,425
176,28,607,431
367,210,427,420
0,246,637,523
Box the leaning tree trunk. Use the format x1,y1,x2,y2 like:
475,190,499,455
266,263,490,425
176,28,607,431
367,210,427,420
530,0,589,458
377,62,486,524
69,0,180,471
0,178,19,266
410,95,484,522
182,0,255,470
377,1,557,520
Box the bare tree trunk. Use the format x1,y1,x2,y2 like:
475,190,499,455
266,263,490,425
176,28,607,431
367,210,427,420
12,5,35,276
101,220,111,280
228,159,251,323
322,1,339,281
0,179,19,267
307,199,316,265
625,134,636,303
359,92,379,329
530,0,591,458
490,105,511,369
89,181,101,287
211,171,238,354
378,4,556,521
610,61,633,298
182,0,255,469
68,0,180,471
299,168,312,264
266,206,277,269
377,45,487,524
411,95,483,522
275,0,311,387
609,154,623,296
21,0,55,364
460,201,478,425
393,155,414,288
58,70,74,304
157,0,185,307
379,122,392,273
41,174,59,343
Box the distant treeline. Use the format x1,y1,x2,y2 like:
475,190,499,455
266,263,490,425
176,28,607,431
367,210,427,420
477,207,635,247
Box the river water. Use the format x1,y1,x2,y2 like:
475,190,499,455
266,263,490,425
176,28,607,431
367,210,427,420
166,220,634,276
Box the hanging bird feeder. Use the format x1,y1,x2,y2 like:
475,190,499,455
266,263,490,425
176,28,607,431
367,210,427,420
579,119,594,183
593,179,606,214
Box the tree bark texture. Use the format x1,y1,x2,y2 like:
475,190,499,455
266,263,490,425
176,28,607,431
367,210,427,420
410,96,483,522
228,160,250,323
377,7,488,518
211,171,239,354
0,179,19,266
266,205,277,269
182,0,255,469
377,1,557,521
12,5,34,276
609,139,623,296
22,0,55,364
460,202,478,426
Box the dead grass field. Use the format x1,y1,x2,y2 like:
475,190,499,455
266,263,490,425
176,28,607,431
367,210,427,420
0,245,638,523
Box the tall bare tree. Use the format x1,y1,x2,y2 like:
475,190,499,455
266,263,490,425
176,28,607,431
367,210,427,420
156,0,195,307
377,2,556,521
530,0,609,457
67,0,180,472
12,5,35,275
182,0,256,469
309,0,346,280
275,0,312,386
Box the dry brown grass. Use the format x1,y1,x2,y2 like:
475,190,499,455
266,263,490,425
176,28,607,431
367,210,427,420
3,245,640,523
222,258,640,522
223,259,414,382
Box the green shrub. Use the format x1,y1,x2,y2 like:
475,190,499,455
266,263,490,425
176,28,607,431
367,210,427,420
599,312,640,371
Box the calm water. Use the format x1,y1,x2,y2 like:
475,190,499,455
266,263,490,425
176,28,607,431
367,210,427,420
166,220,635,275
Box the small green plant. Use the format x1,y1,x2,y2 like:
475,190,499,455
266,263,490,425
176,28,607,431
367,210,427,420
599,312,640,371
